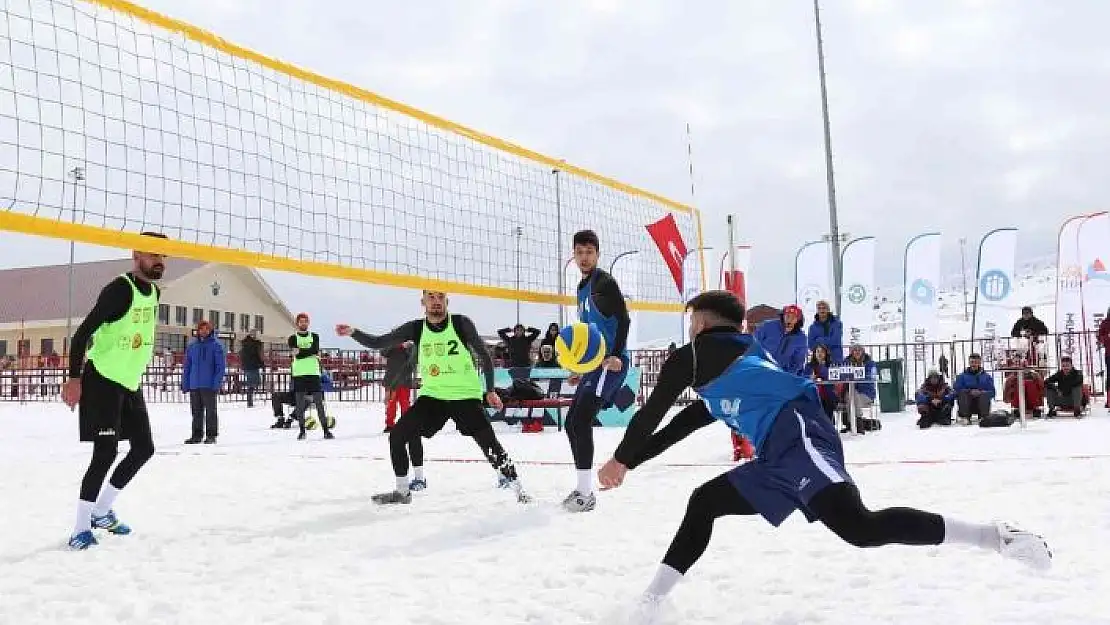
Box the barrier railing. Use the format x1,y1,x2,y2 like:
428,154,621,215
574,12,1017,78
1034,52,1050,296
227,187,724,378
1,332,1104,409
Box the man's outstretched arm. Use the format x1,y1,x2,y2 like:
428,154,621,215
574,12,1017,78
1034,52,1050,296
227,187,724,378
620,401,715,469
611,344,695,465
346,320,420,349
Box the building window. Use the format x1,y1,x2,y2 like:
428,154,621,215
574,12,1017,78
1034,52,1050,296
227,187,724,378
175,306,188,326
158,304,170,324
192,308,204,325
223,311,234,330
40,338,54,355
209,310,220,327
156,332,188,353
240,313,250,332
254,315,265,334
0,340,7,357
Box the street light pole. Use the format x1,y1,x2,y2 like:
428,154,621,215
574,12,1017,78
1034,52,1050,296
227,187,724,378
514,225,523,325
65,165,85,356
813,0,843,314
959,237,970,321
552,164,564,327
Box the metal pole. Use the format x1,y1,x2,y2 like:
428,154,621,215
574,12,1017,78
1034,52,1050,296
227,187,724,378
813,0,843,314
552,165,564,327
727,214,737,285
563,256,575,326
65,166,85,357
514,225,523,325
959,237,970,321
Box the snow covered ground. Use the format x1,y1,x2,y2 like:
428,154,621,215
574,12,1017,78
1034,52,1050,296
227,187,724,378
3,401,1110,625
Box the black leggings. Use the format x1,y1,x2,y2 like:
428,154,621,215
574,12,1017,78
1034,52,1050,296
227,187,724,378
662,474,945,574
79,435,156,503
565,394,602,470
388,397,519,482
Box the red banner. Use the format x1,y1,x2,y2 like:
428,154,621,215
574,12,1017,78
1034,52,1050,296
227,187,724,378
645,214,689,294
723,270,746,302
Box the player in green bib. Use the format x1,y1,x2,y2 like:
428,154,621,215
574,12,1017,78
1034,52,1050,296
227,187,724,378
287,312,333,440
336,290,531,504
60,232,168,550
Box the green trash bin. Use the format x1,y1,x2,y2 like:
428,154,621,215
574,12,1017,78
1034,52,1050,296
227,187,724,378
875,359,905,413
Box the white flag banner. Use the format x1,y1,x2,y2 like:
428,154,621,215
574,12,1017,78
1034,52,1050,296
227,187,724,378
971,228,1018,369
679,248,712,343
1055,215,1089,367
902,233,942,362
794,240,833,321
839,237,876,347
609,253,641,350
1078,212,1110,342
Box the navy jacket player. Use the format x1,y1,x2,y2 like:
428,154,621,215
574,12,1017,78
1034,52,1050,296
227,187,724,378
597,291,1052,621
563,229,631,513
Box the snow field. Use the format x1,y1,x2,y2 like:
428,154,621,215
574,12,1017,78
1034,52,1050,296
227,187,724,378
2,401,1109,624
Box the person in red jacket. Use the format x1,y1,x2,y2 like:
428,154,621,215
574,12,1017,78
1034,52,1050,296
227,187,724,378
1098,309,1110,409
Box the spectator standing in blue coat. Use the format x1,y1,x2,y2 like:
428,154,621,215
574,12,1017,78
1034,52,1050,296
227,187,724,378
807,300,844,362
753,304,808,375
182,319,227,444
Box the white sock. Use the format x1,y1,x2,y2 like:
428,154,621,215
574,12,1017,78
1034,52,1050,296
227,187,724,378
576,469,593,495
93,484,121,517
396,476,410,493
645,564,683,597
943,517,999,551
74,500,95,534
413,466,425,481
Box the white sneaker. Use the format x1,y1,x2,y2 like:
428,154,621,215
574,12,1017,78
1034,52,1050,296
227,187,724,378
601,594,671,625
562,490,596,512
995,521,1052,571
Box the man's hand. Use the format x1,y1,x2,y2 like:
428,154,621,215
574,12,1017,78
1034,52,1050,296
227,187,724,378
335,324,353,337
402,340,414,348
970,389,981,396
931,398,941,406
568,374,581,385
485,390,503,411
602,356,624,372
598,458,628,491
62,378,81,411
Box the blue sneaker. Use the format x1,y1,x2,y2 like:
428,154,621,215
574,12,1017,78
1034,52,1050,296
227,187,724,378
68,530,98,550
409,478,427,492
91,510,131,535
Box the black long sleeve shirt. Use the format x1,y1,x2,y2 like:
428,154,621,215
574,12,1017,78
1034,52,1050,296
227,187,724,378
349,314,495,392
578,268,631,356
613,326,749,468
68,273,159,379
497,326,541,367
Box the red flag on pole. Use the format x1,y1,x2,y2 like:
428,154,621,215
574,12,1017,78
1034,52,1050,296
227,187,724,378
645,214,689,294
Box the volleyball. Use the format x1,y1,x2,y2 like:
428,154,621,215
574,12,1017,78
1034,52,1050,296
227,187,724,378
303,406,336,430
555,322,607,374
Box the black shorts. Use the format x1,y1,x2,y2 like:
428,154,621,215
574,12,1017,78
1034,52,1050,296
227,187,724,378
78,364,151,443
292,375,322,394
404,396,490,438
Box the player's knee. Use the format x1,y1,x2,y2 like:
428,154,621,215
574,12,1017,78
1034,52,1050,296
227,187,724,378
685,482,716,520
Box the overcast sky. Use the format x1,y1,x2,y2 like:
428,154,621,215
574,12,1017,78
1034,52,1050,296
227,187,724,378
2,0,1102,344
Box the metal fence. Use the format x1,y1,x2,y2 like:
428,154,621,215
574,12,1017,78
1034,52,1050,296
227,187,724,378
1,333,1104,408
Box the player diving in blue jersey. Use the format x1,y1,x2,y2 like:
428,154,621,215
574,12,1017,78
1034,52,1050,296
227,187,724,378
597,291,1052,622
561,229,631,513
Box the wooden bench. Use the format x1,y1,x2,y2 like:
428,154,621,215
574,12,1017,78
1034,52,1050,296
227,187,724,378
501,396,574,431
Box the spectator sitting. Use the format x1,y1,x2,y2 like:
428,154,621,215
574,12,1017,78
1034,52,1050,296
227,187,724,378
535,344,560,368
1001,354,1044,418
1044,356,1085,417
807,299,844,362
271,371,334,429
953,353,995,424
498,323,541,370
803,344,838,424
838,344,878,432
915,370,955,429
539,322,560,351
753,304,808,375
